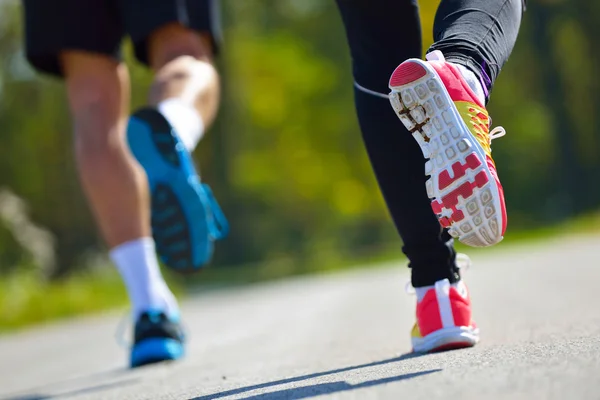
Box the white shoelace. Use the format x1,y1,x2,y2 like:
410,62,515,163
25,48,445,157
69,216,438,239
476,123,507,155
114,311,134,349
489,126,507,143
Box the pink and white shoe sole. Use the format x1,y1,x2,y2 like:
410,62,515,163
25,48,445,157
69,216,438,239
388,53,507,247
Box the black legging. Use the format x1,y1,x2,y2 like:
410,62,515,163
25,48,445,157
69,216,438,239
335,0,524,287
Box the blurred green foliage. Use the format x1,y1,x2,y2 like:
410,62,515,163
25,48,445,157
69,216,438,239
0,0,599,284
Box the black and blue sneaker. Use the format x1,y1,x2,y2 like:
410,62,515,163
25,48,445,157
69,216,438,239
127,108,228,273
130,310,185,368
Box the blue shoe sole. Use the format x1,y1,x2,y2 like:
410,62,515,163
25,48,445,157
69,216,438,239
130,337,184,368
127,109,219,272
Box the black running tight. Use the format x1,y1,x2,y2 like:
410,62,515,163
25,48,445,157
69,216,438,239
335,0,524,287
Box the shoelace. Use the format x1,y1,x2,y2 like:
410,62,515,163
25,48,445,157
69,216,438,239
489,126,507,143
474,121,506,156
114,311,133,349
404,253,472,295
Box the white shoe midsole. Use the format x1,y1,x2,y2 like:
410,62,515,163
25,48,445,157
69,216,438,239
412,325,480,353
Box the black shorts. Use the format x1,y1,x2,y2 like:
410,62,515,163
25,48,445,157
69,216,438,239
22,0,221,77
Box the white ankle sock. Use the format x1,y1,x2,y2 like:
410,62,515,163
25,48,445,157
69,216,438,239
110,238,179,318
455,64,486,106
158,98,204,153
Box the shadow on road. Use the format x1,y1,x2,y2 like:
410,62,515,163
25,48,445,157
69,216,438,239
237,370,441,400
193,352,431,400
0,369,137,400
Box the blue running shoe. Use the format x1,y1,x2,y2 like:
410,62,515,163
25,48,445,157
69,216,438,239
127,108,228,273
130,310,185,368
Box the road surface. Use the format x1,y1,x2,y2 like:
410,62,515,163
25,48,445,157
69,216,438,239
1,234,599,400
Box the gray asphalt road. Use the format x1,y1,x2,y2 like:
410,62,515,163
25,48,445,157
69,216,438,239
1,234,600,400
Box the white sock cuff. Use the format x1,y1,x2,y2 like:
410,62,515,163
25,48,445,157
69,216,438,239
157,98,204,152
109,237,179,318
109,237,155,258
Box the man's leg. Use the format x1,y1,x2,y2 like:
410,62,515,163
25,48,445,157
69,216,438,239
335,0,460,290
387,0,524,352
61,52,178,317
23,0,183,368
124,0,228,273
336,0,523,352
148,24,220,136
62,54,145,248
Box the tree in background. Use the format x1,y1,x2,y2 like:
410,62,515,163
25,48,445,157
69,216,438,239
0,0,597,279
